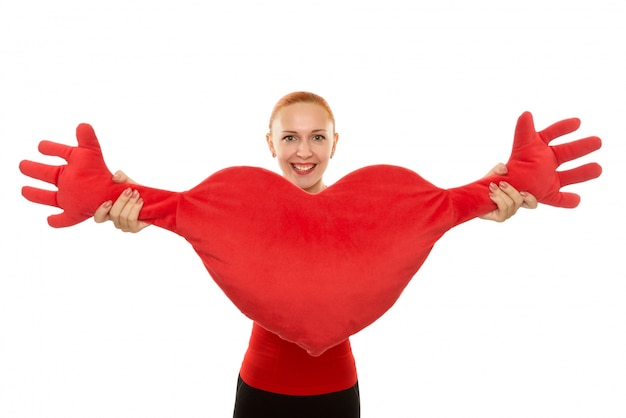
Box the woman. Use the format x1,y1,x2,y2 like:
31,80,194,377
93,92,537,417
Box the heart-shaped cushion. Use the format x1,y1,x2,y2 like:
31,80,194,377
19,112,602,355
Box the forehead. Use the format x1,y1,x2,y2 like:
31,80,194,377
273,102,332,130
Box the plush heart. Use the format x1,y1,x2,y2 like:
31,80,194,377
20,112,602,356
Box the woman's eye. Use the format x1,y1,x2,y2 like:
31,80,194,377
283,135,296,142
313,135,326,141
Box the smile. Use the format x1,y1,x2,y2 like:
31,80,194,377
291,163,316,173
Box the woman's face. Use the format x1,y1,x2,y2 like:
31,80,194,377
266,102,338,194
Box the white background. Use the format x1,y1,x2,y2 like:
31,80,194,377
1,0,624,417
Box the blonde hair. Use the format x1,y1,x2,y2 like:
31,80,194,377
269,91,336,131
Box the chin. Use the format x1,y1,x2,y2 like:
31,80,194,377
303,181,324,193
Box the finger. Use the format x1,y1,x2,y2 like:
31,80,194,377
486,182,516,222
126,195,144,228
552,136,602,166
21,186,58,207
94,201,113,223
108,188,133,230
118,190,142,231
484,163,507,178
38,140,74,161
558,163,603,187
120,195,147,233
498,181,524,212
512,112,536,149
48,213,80,228
19,160,62,185
112,170,137,185
75,123,103,152
520,192,538,209
538,117,581,144
543,192,581,209
112,170,127,184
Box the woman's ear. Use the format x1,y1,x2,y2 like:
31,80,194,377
266,133,276,157
331,132,339,158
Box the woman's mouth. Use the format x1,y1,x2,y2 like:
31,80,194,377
291,163,316,174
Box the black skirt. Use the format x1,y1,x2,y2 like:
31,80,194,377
233,375,360,418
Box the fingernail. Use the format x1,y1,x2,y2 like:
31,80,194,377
489,182,498,191
499,181,509,188
131,190,139,199
123,188,132,197
103,200,112,208
520,191,528,197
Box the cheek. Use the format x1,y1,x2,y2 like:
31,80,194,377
320,146,333,160
274,141,294,157
313,141,332,155
276,154,293,174
276,149,293,163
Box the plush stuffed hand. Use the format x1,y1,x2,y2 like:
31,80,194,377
20,124,180,229
445,112,602,223
20,112,601,356
504,112,601,207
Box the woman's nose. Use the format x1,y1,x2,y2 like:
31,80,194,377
296,140,312,158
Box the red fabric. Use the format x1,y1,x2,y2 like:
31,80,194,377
239,323,357,396
19,112,602,356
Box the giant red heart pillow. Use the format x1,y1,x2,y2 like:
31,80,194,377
20,112,602,356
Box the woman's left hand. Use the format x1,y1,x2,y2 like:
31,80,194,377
480,163,538,222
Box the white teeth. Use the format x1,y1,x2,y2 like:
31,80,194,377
292,164,315,172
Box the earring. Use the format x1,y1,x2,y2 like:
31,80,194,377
272,153,276,158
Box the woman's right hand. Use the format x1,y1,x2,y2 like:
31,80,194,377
94,170,150,233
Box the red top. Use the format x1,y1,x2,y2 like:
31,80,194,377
239,323,358,396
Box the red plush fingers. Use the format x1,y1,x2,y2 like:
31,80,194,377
20,179,86,228
38,140,74,160
558,163,603,187
45,212,84,229
19,124,114,228
21,123,181,230
538,117,581,144
544,191,581,209
74,123,104,151
19,158,68,222
19,159,62,185
506,112,602,209
548,161,602,208
540,121,602,202
552,136,603,166
21,186,58,207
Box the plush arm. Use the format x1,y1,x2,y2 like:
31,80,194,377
20,124,181,232
446,111,602,226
